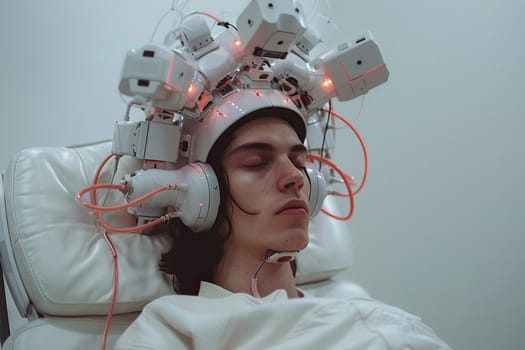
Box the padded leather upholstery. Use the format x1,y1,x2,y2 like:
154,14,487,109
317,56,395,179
1,142,172,317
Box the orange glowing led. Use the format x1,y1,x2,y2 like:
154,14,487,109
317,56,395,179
234,39,242,47
321,78,333,89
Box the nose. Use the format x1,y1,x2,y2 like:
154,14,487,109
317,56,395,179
277,158,306,192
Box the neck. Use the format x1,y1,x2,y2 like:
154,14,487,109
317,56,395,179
213,246,299,298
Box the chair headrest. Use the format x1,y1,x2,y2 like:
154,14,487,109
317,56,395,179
1,141,352,317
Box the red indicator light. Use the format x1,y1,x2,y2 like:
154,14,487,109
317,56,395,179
277,256,293,263
321,78,333,89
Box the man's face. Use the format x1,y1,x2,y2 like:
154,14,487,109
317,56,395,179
221,117,310,257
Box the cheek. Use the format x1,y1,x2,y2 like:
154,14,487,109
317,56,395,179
227,171,269,204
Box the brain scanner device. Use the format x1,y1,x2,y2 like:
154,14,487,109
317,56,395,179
0,1,389,349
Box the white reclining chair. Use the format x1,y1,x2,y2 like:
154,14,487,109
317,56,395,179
0,141,366,349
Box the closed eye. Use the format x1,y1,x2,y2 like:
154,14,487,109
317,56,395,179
241,154,269,169
243,161,267,169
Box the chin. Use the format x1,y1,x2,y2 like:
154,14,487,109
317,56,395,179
278,227,309,251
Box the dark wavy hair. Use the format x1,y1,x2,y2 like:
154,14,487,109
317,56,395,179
159,108,306,295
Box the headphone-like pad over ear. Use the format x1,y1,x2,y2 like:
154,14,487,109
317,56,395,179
305,163,327,217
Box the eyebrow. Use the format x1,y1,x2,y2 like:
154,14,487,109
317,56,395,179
227,142,307,156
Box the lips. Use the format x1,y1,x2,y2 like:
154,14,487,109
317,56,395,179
275,199,308,215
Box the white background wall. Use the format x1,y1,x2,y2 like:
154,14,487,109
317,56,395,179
1,1,523,349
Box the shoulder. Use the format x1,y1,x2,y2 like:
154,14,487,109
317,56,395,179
315,295,453,349
113,295,193,349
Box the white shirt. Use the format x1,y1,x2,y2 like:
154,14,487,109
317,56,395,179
114,282,451,349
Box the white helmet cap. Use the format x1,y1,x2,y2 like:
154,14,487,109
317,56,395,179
189,87,306,163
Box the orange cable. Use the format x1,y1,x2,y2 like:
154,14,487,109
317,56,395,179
187,11,222,23
321,108,368,195
88,153,118,350
77,183,174,212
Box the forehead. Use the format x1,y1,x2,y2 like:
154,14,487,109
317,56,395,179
228,117,302,148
